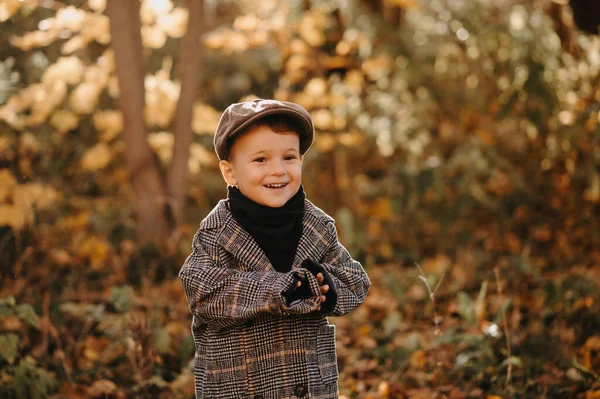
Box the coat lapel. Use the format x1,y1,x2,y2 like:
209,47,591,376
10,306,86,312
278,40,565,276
216,200,334,272
217,211,273,272
292,207,334,269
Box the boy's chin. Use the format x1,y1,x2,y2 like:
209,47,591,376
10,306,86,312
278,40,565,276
261,199,288,208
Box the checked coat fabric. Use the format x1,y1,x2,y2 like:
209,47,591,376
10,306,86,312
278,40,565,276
179,199,371,399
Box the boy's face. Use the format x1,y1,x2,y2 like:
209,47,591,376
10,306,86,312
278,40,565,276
219,124,304,208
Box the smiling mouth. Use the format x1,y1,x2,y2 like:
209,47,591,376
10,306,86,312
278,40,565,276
265,183,287,188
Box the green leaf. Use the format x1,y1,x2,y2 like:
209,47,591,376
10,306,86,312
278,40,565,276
148,375,168,388
15,304,41,330
458,291,475,322
110,286,134,313
0,305,14,318
501,356,522,368
13,356,57,399
0,296,16,307
0,333,20,364
153,328,171,354
60,302,105,321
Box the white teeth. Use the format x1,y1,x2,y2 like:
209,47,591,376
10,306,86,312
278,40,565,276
266,183,286,188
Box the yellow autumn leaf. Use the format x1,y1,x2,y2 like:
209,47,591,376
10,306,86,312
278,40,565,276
0,103,25,130
0,0,26,23
389,0,419,8
362,55,393,81
48,248,72,266
78,236,110,269
83,14,111,44
10,30,57,51
305,77,328,97
144,73,179,127
83,336,109,361
61,35,87,54
54,6,86,32
28,81,67,126
63,212,90,229
299,12,326,47
88,379,118,397
69,82,102,114
50,109,79,133
248,30,268,47
0,169,17,203
344,70,365,94
19,132,40,155
14,183,61,211
88,0,106,12
409,349,427,369
378,381,390,399
233,14,258,32
144,0,173,17
93,110,123,141
188,143,216,174
370,197,392,220
81,143,112,171
204,31,226,50
192,103,221,135
0,136,13,161
142,25,167,49
148,131,174,163
223,30,249,53
314,134,336,152
0,204,26,230
42,57,84,85
339,131,364,147
583,171,600,203
107,76,119,98
312,109,333,130
587,390,600,399
157,7,188,38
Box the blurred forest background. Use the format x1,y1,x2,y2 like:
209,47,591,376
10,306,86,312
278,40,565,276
1,0,599,398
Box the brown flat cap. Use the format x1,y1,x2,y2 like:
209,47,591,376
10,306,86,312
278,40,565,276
213,99,314,160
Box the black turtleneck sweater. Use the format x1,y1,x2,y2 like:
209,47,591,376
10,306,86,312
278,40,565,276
227,186,305,273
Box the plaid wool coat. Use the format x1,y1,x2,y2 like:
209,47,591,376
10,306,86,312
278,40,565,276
179,198,371,399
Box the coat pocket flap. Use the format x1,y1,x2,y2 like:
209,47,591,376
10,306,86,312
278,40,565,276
317,324,338,386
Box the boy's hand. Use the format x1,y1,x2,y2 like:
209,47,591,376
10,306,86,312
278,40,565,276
281,271,319,310
301,259,338,313
316,272,329,311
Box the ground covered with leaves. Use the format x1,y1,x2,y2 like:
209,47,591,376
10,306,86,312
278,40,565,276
2,221,600,398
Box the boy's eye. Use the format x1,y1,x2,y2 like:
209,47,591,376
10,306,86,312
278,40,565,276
284,155,297,160
253,157,266,163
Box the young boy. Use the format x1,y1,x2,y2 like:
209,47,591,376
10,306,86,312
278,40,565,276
179,99,371,399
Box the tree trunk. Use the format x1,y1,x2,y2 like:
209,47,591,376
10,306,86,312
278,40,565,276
105,0,172,244
167,0,205,237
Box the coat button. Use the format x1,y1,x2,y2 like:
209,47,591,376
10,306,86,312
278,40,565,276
294,384,307,398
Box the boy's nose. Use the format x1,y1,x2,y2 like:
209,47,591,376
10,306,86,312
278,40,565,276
270,160,285,175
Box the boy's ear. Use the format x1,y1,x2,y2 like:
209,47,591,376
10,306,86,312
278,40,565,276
219,160,237,186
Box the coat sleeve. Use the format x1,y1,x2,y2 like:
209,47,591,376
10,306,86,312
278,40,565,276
319,221,371,317
179,228,321,329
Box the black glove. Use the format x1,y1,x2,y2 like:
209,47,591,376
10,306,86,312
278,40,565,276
301,259,338,314
282,272,318,307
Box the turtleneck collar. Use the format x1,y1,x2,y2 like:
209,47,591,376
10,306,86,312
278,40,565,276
226,185,305,272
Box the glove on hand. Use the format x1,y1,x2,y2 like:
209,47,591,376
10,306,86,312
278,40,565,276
281,270,320,313
301,259,338,313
